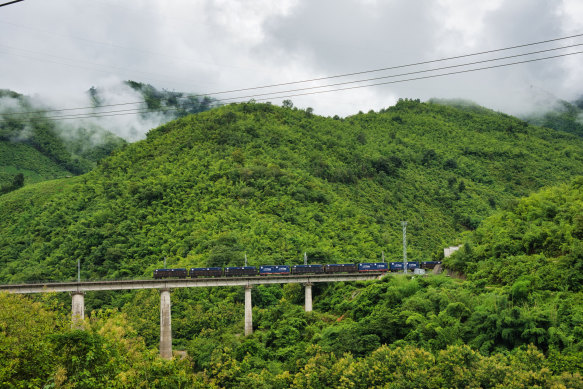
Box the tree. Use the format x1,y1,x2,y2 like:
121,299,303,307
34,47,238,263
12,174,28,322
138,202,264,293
12,173,24,189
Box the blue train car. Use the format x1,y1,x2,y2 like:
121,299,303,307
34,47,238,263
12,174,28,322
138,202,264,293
224,266,258,277
153,268,188,279
389,262,404,271
291,264,324,274
389,262,419,271
259,265,290,275
407,261,420,270
358,262,389,272
189,267,223,278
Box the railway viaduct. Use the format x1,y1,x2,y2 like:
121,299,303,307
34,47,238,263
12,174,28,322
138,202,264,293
0,273,383,359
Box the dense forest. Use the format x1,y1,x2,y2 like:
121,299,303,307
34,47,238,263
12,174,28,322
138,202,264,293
522,97,583,138
1,100,583,387
0,82,217,191
0,89,126,188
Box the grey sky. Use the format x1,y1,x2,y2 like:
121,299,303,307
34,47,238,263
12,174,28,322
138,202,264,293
0,0,582,122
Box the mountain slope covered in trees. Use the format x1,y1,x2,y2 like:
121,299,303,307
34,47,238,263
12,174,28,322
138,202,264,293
2,178,583,386
0,82,218,191
2,100,583,387
0,89,126,189
1,99,583,283
522,97,583,137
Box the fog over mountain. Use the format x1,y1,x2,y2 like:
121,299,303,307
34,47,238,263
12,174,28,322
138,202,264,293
0,0,582,118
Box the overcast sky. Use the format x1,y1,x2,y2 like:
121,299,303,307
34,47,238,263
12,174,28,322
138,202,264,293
1,0,582,120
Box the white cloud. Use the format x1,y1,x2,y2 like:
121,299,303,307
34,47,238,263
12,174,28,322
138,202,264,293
0,0,581,120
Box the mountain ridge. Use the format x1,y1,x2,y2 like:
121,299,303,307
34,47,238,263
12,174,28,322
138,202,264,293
1,99,583,283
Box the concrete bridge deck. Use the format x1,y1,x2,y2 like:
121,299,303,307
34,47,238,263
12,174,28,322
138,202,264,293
0,272,386,359
0,272,384,294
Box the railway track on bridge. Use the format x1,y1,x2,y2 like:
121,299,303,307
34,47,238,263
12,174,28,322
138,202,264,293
0,272,385,294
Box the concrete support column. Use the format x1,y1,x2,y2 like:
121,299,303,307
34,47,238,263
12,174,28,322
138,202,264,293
160,289,172,360
71,292,85,329
244,285,253,336
304,283,313,312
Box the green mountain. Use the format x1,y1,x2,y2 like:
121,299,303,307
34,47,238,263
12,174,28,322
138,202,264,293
446,176,583,291
2,100,583,387
123,80,218,119
522,98,583,137
0,82,218,192
2,99,583,283
0,89,126,189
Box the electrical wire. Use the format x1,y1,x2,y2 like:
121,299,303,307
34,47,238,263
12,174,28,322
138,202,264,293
0,0,24,8
247,50,583,103
203,32,583,95
1,35,582,121
5,49,582,123
212,44,583,102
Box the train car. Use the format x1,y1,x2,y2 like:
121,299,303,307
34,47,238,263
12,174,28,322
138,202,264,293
389,262,419,271
153,268,188,279
407,261,420,270
324,263,357,273
189,267,223,278
389,262,404,272
259,265,290,276
224,266,258,277
358,262,389,272
421,261,442,269
291,264,324,274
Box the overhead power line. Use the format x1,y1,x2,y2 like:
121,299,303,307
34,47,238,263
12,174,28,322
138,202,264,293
215,44,583,102
247,50,583,103
5,49,582,124
203,32,583,95
0,0,24,8
1,34,582,121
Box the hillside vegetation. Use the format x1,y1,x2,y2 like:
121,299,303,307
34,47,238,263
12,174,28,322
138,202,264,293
2,100,583,387
0,82,218,191
2,177,583,386
447,176,583,291
1,99,583,283
523,98,583,138
0,89,126,188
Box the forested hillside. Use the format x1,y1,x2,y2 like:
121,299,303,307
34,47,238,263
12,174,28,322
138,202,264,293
1,99,583,283
2,179,583,386
522,97,583,137
446,176,583,291
0,82,218,191
2,100,583,387
0,89,126,189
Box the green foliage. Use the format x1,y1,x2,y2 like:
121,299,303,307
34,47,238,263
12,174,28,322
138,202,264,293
3,101,583,282
447,176,583,292
523,99,583,137
2,100,583,386
124,80,218,119
0,173,24,195
0,89,126,188
51,330,116,388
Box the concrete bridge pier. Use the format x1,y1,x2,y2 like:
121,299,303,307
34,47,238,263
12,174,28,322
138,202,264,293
71,291,85,328
245,285,253,336
304,283,313,312
160,289,172,359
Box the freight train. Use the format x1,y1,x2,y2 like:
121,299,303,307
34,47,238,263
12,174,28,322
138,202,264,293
153,261,441,279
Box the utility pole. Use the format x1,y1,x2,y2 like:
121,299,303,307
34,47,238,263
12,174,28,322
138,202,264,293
77,258,80,283
245,253,248,267
164,257,167,268
402,221,408,273
304,252,307,265
381,251,385,263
